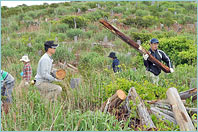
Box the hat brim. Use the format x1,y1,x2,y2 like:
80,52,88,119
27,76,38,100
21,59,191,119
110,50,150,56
20,59,30,62
51,44,59,48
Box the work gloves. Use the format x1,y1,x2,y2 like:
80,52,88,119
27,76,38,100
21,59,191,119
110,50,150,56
143,54,149,60
170,68,174,73
25,82,29,86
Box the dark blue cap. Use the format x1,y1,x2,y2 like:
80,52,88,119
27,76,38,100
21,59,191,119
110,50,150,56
150,38,159,44
108,52,117,58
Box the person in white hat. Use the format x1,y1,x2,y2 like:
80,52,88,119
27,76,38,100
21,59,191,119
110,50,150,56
20,55,32,85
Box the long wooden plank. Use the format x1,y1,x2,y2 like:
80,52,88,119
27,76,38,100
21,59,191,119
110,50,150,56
99,19,170,73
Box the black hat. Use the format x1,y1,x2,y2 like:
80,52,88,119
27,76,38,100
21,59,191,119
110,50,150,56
108,52,116,58
44,41,59,48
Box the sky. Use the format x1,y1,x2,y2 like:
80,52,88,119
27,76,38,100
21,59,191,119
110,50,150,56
1,1,67,7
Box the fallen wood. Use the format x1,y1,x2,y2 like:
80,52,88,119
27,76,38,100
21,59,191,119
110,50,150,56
67,63,78,71
99,19,170,73
150,107,177,124
150,102,172,110
101,90,127,113
129,87,156,129
192,94,197,102
186,108,197,115
179,88,197,100
167,87,196,131
147,99,186,105
154,107,175,118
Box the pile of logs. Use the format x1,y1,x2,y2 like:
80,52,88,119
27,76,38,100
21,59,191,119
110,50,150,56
101,87,197,131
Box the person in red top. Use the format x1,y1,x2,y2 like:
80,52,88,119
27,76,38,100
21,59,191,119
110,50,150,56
20,55,32,85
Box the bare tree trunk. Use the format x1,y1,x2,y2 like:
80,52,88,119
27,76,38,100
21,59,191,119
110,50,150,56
167,87,195,131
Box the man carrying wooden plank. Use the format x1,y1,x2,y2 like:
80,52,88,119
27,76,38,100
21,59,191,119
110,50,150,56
143,38,174,85
35,41,62,102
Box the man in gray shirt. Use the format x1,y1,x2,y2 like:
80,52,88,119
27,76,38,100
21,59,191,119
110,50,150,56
35,41,62,102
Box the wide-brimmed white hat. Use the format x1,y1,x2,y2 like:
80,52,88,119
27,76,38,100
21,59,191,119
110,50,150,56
20,55,30,62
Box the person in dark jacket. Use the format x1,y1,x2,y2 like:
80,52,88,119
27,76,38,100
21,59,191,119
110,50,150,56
143,38,174,85
108,52,120,73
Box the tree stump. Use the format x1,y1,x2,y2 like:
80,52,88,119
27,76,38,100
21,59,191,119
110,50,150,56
101,90,126,113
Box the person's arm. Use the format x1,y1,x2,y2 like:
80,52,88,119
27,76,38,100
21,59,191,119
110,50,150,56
160,50,173,68
143,54,150,71
40,59,56,82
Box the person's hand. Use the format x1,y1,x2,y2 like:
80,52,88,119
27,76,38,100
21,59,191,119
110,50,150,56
170,68,174,73
143,54,149,60
55,78,62,82
25,82,29,86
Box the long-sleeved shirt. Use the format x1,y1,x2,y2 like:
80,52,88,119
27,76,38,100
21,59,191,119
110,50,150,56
1,70,15,87
22,63,32,82
35,53,56,83
112,58,120,73
144,48,173,76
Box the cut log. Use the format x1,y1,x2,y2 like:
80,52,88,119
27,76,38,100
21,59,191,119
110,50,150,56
150,107,177,124
101,90,127,113
147,99,186,105
179,88,197,100
167,87,196,131
150,102,172,110
99,19,170,73
154,107,175,117
129,87,156,129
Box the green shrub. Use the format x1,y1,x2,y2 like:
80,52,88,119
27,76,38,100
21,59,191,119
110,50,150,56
52,23,69,33
56,33,67,41
135,9,149,16
61,15,89,28
83,10,109,22
130,32,153,43
86,2,97,8
66,28,84,39
53,45,76,62
112,6,126,13
158,36,196,65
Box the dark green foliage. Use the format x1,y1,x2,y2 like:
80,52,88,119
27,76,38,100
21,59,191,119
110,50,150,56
130,32,153,43
158,36,196,65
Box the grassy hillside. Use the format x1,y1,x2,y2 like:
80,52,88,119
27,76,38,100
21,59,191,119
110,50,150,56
1,1,197,131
